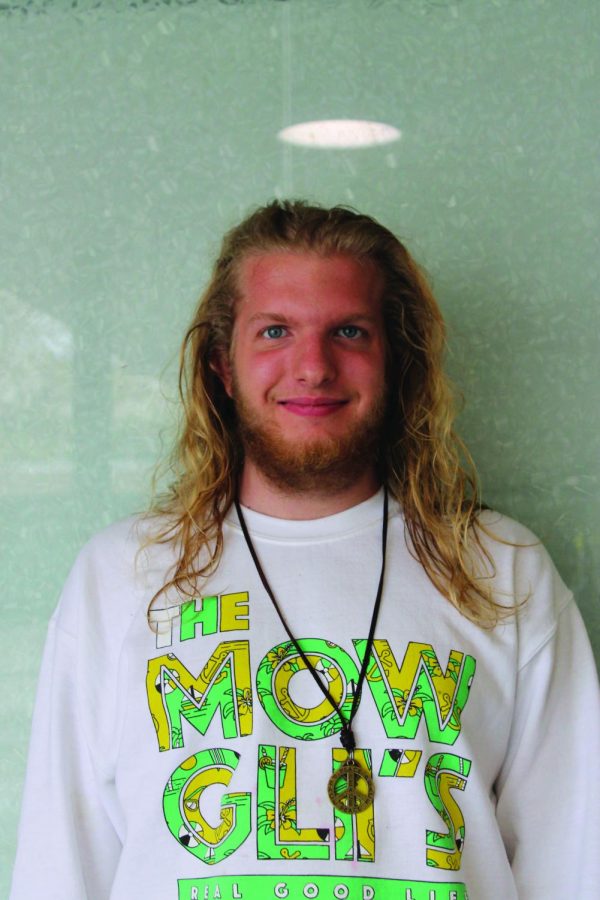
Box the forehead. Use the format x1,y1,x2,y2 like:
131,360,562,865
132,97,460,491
234,251,385,318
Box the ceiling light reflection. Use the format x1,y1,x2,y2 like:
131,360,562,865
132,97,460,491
278,119,401,149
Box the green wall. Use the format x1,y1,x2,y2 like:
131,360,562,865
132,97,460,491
1,0,598,888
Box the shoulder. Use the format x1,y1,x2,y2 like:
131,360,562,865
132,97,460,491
77,514,145,560
72,512,178,571
476,508,570,606
476,508,536,543
53,513,178,636
475,509,574,667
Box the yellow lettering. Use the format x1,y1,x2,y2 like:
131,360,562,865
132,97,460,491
220,592,249,632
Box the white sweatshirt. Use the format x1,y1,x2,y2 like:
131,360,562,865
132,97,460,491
10,492,600,899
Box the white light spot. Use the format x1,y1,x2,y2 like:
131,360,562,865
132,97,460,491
278,119,401,149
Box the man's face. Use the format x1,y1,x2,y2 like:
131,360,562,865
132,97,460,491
216,251,388,493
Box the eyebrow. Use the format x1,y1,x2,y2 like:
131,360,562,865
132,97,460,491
246,312,290,325
245,312,380,326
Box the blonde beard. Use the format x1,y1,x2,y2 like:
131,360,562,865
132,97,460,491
232,380,388,495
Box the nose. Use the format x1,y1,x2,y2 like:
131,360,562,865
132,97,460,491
292,334,336,386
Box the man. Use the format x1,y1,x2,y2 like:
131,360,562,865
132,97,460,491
11,200,600,899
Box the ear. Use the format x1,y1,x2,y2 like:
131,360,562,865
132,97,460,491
210,350,234,398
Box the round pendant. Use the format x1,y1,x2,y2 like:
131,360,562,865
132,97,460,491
327,758,374,814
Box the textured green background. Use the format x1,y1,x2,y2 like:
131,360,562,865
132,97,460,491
1,0,598,889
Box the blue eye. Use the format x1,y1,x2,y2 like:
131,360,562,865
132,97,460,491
338,325,363,339
263,325,286,339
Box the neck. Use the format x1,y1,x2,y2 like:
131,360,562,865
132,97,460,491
238,461,381,520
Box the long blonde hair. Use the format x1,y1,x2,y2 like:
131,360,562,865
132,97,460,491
143,199,507,626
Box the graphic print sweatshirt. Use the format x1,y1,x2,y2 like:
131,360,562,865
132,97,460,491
10,492,600,899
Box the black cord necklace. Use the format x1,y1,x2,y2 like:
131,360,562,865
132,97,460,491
234,488,389,814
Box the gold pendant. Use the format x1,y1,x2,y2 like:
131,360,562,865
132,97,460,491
327,757,374,814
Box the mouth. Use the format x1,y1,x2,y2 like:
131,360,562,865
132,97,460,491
277,397,349,417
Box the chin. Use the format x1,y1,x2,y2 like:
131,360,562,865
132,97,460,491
241,423,380,494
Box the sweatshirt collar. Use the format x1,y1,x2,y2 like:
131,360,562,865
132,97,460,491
225,488,389,542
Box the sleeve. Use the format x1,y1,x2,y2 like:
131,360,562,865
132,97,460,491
494,597,600,898
10,617,122,900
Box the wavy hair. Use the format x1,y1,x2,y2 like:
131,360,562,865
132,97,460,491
142,199,509,627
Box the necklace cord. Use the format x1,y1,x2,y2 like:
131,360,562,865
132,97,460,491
234,489,389,754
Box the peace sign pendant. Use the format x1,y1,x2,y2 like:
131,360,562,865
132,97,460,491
327,757,374,814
